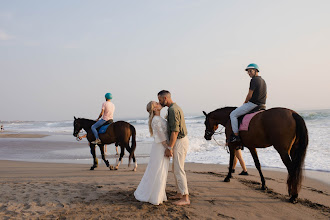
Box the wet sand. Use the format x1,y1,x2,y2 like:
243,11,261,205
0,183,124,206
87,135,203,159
0,160,329,219
0,133,49,138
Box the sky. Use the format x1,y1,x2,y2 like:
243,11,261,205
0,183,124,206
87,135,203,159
1,0,330,121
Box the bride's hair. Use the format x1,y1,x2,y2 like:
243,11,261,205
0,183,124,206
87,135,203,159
146,101,155,136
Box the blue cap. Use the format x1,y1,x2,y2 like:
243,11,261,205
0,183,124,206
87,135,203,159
105,93,112,100
245,63,259,72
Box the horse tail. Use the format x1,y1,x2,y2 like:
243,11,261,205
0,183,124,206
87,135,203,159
128,124,137,164
288,112,309,195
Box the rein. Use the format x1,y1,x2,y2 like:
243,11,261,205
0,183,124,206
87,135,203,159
74,118,94,142
210,126,230,153
75,129,83,141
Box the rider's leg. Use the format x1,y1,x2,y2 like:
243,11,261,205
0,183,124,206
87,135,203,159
91,119,106,142
230,102,257,137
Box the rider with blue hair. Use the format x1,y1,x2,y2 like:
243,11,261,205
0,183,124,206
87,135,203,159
91,93,115,144
229,63,267,143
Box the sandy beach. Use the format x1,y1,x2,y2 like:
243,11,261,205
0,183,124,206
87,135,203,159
0,159,329,219
0,133,49,139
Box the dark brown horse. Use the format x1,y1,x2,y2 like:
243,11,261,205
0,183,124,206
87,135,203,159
203,107,308,203
73,117,137,171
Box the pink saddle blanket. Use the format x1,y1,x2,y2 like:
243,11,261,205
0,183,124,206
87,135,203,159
239,111,264,131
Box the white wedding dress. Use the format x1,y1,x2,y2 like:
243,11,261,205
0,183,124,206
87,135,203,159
134,116,170,205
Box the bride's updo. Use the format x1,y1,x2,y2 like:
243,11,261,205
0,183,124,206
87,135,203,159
146,101,155,136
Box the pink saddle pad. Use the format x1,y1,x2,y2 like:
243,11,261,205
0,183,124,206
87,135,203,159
239,111,263,131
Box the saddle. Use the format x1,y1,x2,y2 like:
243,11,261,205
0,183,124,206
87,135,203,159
97,119,114,134
227,105,265,150
238,105,266,131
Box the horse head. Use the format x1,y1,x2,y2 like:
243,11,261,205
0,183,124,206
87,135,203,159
73,116,83,137
203,111,219,140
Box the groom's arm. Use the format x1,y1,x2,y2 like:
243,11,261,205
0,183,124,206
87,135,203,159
169,131,179,148
161,141,168,148
164,131,178,157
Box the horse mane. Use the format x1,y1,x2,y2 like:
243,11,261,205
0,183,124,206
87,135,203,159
207,106,236,126
77,118,96,129
209,106,236,116
78,118,96,123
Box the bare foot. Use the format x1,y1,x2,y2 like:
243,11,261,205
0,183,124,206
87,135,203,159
173,199,190,206
169,194,182,200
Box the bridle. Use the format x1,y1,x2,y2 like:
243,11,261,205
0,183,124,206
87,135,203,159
205,117,225,138
75,129,82,141
73,120,83,141
205,123,229,153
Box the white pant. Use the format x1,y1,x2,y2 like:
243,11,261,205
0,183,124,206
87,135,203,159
172,136,189,195
230,102,257,134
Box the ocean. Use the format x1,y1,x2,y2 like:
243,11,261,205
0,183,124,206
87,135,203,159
1,109,329,173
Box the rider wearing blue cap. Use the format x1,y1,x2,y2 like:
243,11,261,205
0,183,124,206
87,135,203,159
91,93,115,144
229,63,267,143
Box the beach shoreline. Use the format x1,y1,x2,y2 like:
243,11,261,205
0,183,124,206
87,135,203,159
1,132,329,186
1,132,329,185
0,160,329,219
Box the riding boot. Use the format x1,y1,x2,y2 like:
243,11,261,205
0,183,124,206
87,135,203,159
229,134,241,143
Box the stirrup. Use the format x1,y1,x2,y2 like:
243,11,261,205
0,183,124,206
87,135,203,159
91,139,102,144
229,134,241,143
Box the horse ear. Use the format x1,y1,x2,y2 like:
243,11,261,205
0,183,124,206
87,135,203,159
203,111,207,116
74,116,77,120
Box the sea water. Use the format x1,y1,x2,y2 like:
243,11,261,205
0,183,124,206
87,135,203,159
0,109,329,173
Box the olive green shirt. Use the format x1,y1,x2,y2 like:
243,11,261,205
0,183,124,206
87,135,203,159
167,103,187,139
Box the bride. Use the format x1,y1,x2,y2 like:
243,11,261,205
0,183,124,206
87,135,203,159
134,101,170,205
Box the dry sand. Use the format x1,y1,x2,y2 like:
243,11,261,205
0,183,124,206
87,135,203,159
0,160,329,219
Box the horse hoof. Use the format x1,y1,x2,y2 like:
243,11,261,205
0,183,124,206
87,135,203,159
114,167,118,170
109,165,114,170
224,177,231,182
261,186,267,190
90,167,95,170
133,168,136,172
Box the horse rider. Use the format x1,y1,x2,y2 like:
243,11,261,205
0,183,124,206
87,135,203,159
229,63,267,143
91,93,115,144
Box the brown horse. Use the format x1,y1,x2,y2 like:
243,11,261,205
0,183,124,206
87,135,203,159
73,117,137,171
203,107,308,203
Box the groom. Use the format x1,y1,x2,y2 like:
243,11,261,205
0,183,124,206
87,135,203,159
158,90,190,206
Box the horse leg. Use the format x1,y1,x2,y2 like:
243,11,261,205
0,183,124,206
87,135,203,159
289,143,302,204
124,143,133,167
277,148,297,203
132,153,137,172
115,146,125,170
90,143,98,170
99,144,110,168
224,148,235,182
249,148,266,190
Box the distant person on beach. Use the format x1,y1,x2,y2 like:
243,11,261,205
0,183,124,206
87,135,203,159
232,149,248,175
158,90,190,206
104,145,119,155
229,63,267,143
0,125,3,132
134,101,170,205
91,93,115,145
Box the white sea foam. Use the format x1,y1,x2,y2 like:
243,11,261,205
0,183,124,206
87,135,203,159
1,109,329,172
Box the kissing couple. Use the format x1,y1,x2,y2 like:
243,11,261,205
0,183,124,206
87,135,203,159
134,90,190,206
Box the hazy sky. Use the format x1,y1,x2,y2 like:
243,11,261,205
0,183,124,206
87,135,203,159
1,0,329,121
